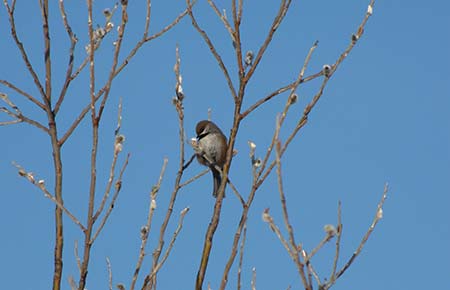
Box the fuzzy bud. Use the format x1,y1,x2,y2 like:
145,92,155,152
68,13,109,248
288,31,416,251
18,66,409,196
103,9,112,18
245,50,254,66
248,140,256,150
106,22,114,32
94,27,106,39
322,64,332,77
116,134,125,144
262,208,271,223
367,4,373,15
27,172,35,183
18,169,26,177
180,207,190,215
288,93,298,105
324,224,337,237
377,207,383,219
140,226,148,239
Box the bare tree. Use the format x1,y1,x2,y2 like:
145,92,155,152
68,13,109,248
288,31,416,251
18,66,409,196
1,1,386,290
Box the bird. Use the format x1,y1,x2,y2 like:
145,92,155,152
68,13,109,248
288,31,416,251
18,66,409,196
195,120,228,197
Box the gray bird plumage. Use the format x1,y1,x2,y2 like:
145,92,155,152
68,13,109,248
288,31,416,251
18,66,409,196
195,120,227,197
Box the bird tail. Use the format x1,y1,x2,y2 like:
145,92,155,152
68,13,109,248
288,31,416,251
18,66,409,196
212,168,224,198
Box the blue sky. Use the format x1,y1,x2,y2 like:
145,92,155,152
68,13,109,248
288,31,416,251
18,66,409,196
1,1,449,290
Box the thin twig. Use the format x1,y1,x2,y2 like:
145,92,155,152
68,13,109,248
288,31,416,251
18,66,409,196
143,0,152,38
227,178,245,207
182,153,196,171
334,184,388,280
256,76,329,192
0,108,48,132
275,117,310,289
244,0,293,84
12,162,86,231
130,158,168,290
240,70,322,120
39,0,52,102
74,241,82,273
77,0,99,288
237,0,243,24
3,0,46,99
307,233,335,262
92,144,121,223
252,41,319,182
93,99,125,224
262,208,293,257
0,96,49,133
97,3,128,120
0,79,45,110
114,4,193,78
186,0,237,101
91,153,131,243
305,256,321,286
179,169,209,188
207,0,235,43
237,222,247,290
328,0,376,79
300,249,318,287
231,0,244,77
68,276,78,290
0,119,21,126
106,257,113,290
330,201,342,284
54,0,78,114
251,267,256,290
146,207,190,281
